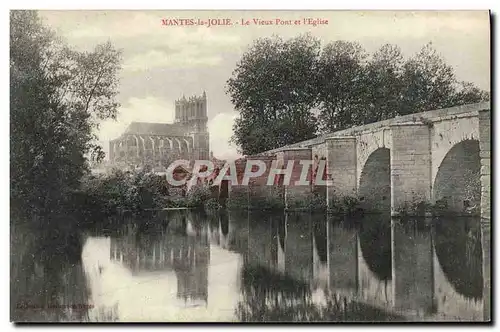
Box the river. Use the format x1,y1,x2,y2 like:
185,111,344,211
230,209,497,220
10,210,489,322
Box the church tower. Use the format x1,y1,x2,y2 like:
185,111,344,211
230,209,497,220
174,91,209,160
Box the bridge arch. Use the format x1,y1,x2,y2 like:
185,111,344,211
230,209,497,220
433,139,480,214
431,116,479,186
358,147,391,212
356,129,392,183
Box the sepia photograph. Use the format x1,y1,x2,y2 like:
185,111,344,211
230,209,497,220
10,9,491,323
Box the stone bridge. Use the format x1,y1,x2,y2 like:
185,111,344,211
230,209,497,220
232,102,490,219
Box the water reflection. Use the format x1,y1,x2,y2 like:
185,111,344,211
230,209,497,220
433,218,483,300
327,216,358,294
82,211,241,322
432,217,484,320
358,214,392,282
11,210,489,322
313,215,328,264
11,222,90,322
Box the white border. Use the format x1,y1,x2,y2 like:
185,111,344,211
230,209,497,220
2,1,498,10
2,1,498,331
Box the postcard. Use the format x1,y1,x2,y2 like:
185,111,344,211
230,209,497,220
10,9,491,323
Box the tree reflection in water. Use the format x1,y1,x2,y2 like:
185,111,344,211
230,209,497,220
236,265,403,322
11,216,91,322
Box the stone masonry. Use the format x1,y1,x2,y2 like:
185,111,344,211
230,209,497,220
249,102,490,217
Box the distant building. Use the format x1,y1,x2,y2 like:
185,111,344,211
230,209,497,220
109,92,210,170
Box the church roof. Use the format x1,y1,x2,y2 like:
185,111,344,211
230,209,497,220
123,122,187,137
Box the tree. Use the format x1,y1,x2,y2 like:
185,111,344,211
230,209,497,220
10,10,122,224
226,34,320,155
399,42,457,115
316,41,368,132
316,41,489,132
450,81,490,105
228,37,489,153
362,44,405,124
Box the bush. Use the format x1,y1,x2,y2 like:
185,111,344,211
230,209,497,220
431,197,479,216
204,197,221,212
76,170,216,213
262,186,286,210
328,195,363,216
227,189,249,210
249,186,285,211
284,191,327,212
396,200,432,217
185,183,212,209
305,191,327,211
77,169,171,213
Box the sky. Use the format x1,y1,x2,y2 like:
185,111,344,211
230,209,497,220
39,10,490,160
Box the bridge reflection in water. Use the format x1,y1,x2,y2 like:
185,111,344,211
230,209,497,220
76,210,488,322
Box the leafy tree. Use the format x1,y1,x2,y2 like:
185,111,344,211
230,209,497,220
450,81,490,106
362,44,405,124
316,41,368,132
228,36,489,149
10,10,121,225
226,34,320,155
316,41,489,133
399,42,457,115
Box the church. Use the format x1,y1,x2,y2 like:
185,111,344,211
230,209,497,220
109,92,210,171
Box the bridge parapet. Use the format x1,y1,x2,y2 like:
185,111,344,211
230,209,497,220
260,102,490,154
249,102,490,217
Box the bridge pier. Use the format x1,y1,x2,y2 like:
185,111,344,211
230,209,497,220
285,212,314,282
247,211,276,269
282,148,313,210
391,220,434,315
481,221,491,321
478,109,491,221
325,137,357,209
228,159,249,209
247,155,280,209
327,216,358,293
390,123,432,216
477,106,491,322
